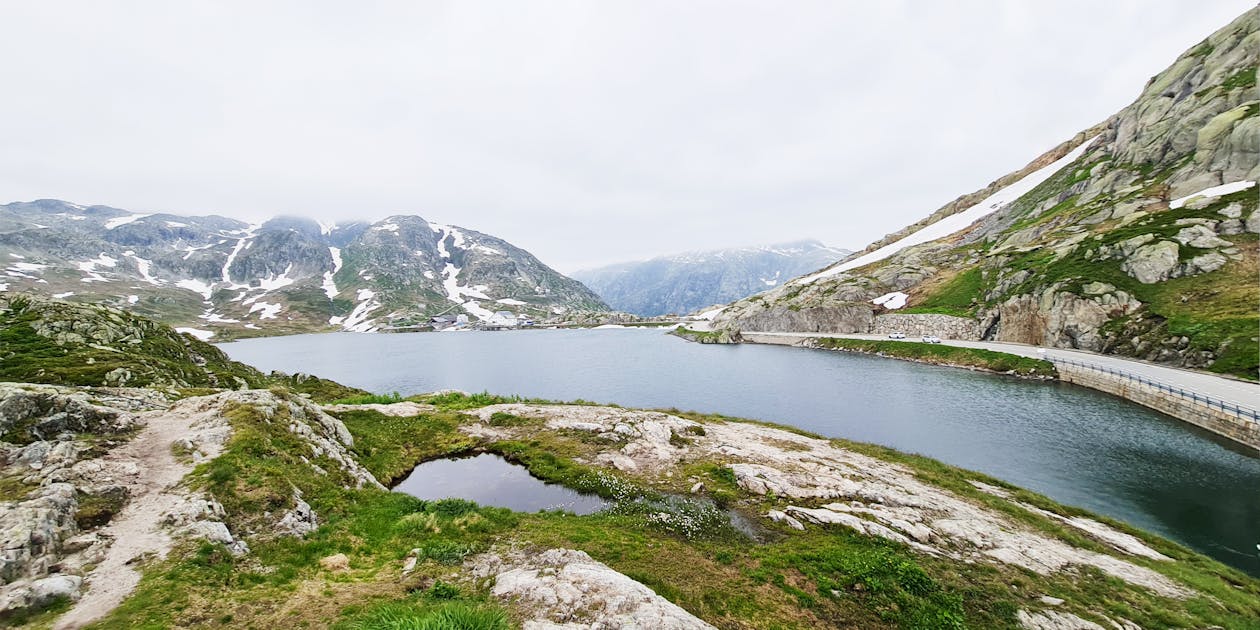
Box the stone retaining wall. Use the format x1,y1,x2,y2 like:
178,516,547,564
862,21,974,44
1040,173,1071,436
1057,364,1260,453
871,314,981,340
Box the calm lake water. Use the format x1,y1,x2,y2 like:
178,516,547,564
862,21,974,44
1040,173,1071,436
220,328,1260,575
393,453,609,515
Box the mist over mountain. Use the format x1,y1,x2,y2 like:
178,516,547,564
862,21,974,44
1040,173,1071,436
573,240,850,316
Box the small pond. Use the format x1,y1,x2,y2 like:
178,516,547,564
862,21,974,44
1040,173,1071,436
392,453,610,515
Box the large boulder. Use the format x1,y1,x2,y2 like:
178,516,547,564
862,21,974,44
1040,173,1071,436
1122,241,1180,284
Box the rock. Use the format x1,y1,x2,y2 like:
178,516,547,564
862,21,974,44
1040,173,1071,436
690,482,704,494
766,510,805,531
1016,609,1107,630
1122,241,1180,284
1217,202,1243,218
1216,218,1245,235
1039,595,1065,606
0,574,83,614
321,401,436,417
0,483,79,582
468,548,716,629
275,493,318,537
1246,210,1260,234
320,553,351,572
29,574,82,604
1181,252,1228,276
1173,225,1231,249
1081,282,1114,296
185,520,234,545
1115,234,1155,258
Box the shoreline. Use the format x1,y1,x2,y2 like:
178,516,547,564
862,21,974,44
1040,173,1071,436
735,331,1260,454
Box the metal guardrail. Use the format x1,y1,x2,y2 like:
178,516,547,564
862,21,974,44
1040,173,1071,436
1052,357,1260,423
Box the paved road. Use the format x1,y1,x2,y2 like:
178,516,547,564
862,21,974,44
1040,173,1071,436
743,331,1260,414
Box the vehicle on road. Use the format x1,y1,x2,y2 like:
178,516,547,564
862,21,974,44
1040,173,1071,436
921,335,941,343
887,332,906,339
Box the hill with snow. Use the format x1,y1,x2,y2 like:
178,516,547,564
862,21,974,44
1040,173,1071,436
0,202,607,338
713,8,1259,379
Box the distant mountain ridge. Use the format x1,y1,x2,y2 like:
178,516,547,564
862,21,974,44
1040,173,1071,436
573,240,850,316
0,200,608,338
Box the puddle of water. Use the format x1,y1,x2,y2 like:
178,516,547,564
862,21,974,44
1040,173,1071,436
392,453,609,515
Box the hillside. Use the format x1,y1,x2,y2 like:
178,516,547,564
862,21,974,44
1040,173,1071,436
0,301,1257,628
714,8,1259,379
0,203,608,338
573,240,851,317
0,293,363,399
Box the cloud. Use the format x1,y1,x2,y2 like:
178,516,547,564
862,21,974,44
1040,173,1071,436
0,0,1252,272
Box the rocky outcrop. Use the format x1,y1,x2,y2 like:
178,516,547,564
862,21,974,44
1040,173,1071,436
0,384,375,621
463,403,1191,600
468,547,716,629
0,293,268,389
1121,241,1180,284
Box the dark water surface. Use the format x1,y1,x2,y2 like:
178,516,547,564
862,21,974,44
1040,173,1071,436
220,328,1260,575
392,453,609,515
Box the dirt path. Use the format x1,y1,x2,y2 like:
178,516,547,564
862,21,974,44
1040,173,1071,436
53,408,205,629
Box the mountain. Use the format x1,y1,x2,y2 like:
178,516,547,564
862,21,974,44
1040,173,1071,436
0,202,608,338
714,8,1259,379
572,240,851,317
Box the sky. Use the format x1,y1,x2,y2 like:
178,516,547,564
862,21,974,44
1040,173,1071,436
1,1,1253,273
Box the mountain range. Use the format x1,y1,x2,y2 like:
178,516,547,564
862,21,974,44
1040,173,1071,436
0,201,608,338
713,7,1258,379
572,240,851,317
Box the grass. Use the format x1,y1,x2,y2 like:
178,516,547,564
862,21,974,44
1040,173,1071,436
333,598,510,630
899,267,986,317
332,392,405,405
84,393,1260,629
0,294,270,389
335,409,476,485
811,338,1057,377
671,327,739,344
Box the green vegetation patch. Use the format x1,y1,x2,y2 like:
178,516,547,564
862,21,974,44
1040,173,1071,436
899,267,986,317
812,338,1057,377
336,408,476,486
0,294,269,389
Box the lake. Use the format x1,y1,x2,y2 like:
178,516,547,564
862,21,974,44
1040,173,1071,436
220,327,1260,575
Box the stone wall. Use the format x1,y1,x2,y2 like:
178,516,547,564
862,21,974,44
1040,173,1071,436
1057,364,1260,453
871,314,981,340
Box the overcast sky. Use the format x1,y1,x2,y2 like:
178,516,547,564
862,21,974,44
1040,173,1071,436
1,1,1253,272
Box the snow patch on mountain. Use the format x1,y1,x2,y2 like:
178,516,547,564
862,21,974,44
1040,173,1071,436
799,136,1100,284
176,279,215,300
77,254,119,283
249,301,283,320
123,251,162,285
175,327,214,340
322,247,342,298
341,289,382,332
872,292,909,309
103,213,151,229
1169,180,1256,209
